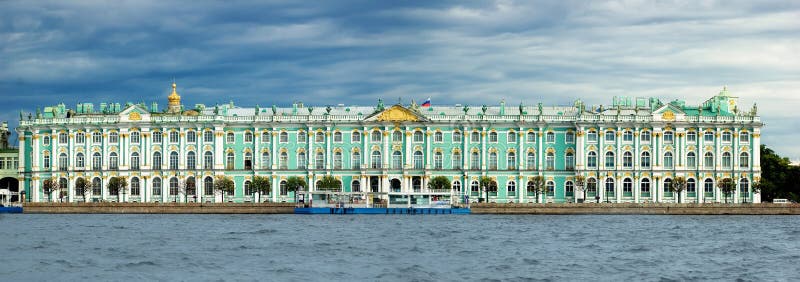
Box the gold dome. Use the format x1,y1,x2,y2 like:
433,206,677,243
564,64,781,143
168,82,181,105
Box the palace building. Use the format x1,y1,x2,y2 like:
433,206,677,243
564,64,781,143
16,84,762,204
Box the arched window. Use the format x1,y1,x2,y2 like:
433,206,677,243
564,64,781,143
526,181,535,195
623,151,633,168
169,177,179,196
131,152,140,170
153,177,162,197
605,178,615,197
197,151,210,170
664,152,673,169
565,131,575,143
704,178,714,196
279,132,288,143
130,177,140,196
152,152,161,170
527,152,536,170
507,152,516,170
739,178,749,196
186,151,196,170
434,131,443,143
169,151,178,170
604,151,614,168
226,152,235,170
315,152,324,169
261,152,276,169
244,152,253,170
507,181,516,195
412,177,422,192
587,130,598,142
452,152,462,169
244,131,253,143
546,152,554,170
641,178,650,195
109,152,118,170
687,178,696,194
565,181,574,197
704,152,714,169
352,180,361,192
280,180,288,195
507,131,517,143
546,181,555,196
687,152,696,168
392,151,402,169
453,131,462,142
722,152,732,169
92,177,102,196
527,132,536,143
315,132,324,143
664,178,673,194
472,131,481,142
371,130,382,142
204,177,214,196
434,152,443,169
76,153,85,168
413,151,424,169
280,152,288,169
546,132,555,143
623,178,632,195
392,131,403,142
58,153,68,171
371,151,382,169
414,131,424,142
489,132,498,142
739,152,749,168
298,131,308,143
244,180,253,196
471,181,480,194
471,151,480,170
489,152,498,170
334,131,342,143
587,178,597,195
92,152,102,170
185,177,196,196
333,152,342,169
109,132,119,144
351,152,361,169
226,132,235,143
297,152,306,169
565,152,575,170
453,180,461,192
587,151,597,168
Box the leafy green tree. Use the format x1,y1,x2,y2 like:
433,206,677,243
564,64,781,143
478,176,494,202
317,175,341,192
286,176,307,203
75,177,91,203
252,176,271,202
529,176,546,203
107,176,128,202
670,176,687,203
42,177,57,203
717,178,735,203
214,175,235,203
758,144,800,203
428,176,451,191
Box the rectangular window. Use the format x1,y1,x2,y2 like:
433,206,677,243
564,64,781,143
352,132,361,143
565,132,575,143
546,132,555,143
187,131,196,143
640,131,650,143
507,132,517,143
588,132,597,143
471,132,480,143
604,131,615,142
704,132,714,142
153,132,162,143
453,132,462,143
205,131,214,143
687,132,697,143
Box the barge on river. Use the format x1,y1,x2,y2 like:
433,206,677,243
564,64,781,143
293,191,470,214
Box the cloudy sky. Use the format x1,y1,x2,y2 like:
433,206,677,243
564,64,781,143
2,0,799,159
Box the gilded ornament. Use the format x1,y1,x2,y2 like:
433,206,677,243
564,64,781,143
129,112,142,121
661,110,676,121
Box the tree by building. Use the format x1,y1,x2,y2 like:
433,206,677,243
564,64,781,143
574,175,586,203
252,176,271,202
42,177,57,203
428,176,451,192
670,176,687,203
528,176,546,204
75,177,91,203
717,178,735,203
214,175,234,203
478,176,494,202
317,175,341,192
107,176,128,202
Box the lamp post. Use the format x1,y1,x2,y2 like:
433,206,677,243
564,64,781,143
481,186,486,203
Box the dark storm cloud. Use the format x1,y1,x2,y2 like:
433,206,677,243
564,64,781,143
1,0,799,159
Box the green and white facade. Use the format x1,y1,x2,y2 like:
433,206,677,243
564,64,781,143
16,85,762,203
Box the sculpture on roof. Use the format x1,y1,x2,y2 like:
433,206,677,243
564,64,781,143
376,99,385,112
481,105,487,114
409,99,420,113
272,104,277,115
326,106,332,115
463,105,469,115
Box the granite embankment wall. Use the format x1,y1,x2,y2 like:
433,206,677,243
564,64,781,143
21,202,800,214
23,202,295,214
470,203,800,215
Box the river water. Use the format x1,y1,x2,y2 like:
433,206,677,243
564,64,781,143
1,214,798,281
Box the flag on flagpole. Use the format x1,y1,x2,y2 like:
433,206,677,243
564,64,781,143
421,97,431,107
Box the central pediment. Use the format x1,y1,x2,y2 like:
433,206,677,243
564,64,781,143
365,105,428,123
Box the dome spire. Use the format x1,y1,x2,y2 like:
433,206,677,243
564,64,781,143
167,81,182,114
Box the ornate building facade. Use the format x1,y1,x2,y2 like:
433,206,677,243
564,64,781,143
16,84,762,203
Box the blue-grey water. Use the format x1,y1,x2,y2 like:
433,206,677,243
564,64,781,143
1,214,799,281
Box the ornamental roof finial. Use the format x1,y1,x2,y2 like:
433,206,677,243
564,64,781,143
167,81,182,114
